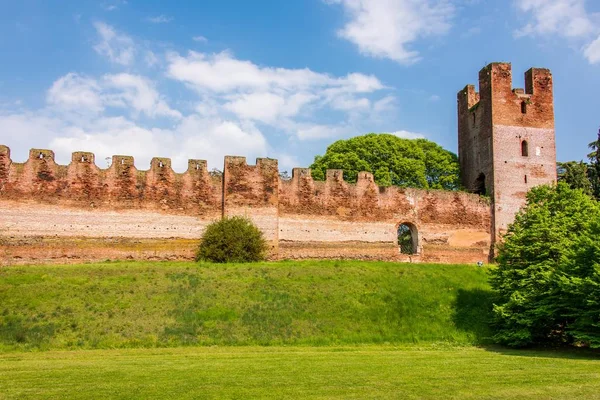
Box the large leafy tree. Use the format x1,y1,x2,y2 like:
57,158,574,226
309,133,460,190
490,183,600,347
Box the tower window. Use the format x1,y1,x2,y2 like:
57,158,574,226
521,101,527,114
521,141,529,157
524,175,528,184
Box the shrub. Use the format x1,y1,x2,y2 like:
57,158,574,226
490,183,600,348
196,216,268,263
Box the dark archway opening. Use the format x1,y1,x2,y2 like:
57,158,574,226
398,223,418,255
474,173,486,196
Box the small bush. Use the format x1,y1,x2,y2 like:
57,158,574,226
196,216,268,263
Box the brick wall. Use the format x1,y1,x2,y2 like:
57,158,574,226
0,145,492,264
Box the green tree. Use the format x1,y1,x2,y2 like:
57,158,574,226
490,183,600,347
557,161,591,195
196,216,268,263
309,133,460,190
588,129,600,200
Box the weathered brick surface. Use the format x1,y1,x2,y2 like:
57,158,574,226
0,147,491,264
458,62,556,247
1,62,556,265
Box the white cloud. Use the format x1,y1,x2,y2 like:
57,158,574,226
146,15,173,24
93,21,135,66
514,0,600,64
514,0,594,38
389,130,425,139
47,73,103,114
0,111,267,172
296,124,355,140
103,73,182,119
45,72,180,119
327,0,454,64
166,50,388,127
584,34,600,64
192,36,208,43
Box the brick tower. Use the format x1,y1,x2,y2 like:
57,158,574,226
457,62,557,248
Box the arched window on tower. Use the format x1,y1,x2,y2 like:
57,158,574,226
397,223,418,255
521,140,529,157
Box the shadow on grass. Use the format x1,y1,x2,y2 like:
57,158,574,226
452,288,495,345
453,288,600,360
481,345,600,360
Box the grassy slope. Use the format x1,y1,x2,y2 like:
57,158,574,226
0,260,493,350
1,346,599,399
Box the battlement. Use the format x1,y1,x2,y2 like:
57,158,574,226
0,145,221,214
458,62,553,130
1,143,492,264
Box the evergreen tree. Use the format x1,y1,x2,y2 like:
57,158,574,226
588,128,600,200
490,183,600,347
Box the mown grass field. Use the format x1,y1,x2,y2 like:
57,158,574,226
1,260,598,399
0,260,493,350
1,345,599,399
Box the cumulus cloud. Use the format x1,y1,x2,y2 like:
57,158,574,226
296,124,356,140
46,73,103,114
192,36,208,43
514,0,594,38
584,35,600,64
514,0,600,64
102,73,182,119
93,22,135,66
327,0,454,64
1,23,419,173
46,72,180,119
166,50,388,132
47,115,267,171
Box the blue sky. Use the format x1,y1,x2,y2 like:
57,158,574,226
0,0,599,172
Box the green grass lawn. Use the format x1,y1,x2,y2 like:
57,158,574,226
0,345,599,399
0,260,493,350
1,261,599,398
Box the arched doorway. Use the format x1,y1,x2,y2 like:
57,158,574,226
474,173,486,196
397,223,418,255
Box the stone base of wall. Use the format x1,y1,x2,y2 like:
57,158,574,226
278,241,400,261
0,237,490,265
0,236,199,265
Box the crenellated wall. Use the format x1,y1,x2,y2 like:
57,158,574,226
0,144,492,265
278,168,491,262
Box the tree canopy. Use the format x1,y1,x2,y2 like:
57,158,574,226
557,129,600,200
309,133,460,190
490,183,600,348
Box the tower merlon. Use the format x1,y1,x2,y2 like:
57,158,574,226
326,169,344,182
151,157,172,170
29,148,55,161
525,68,552,96
112,155,135,167
187,159,207,173
256,158,278,169
457,84,480,110
291,167,310,179
71,151,95,164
